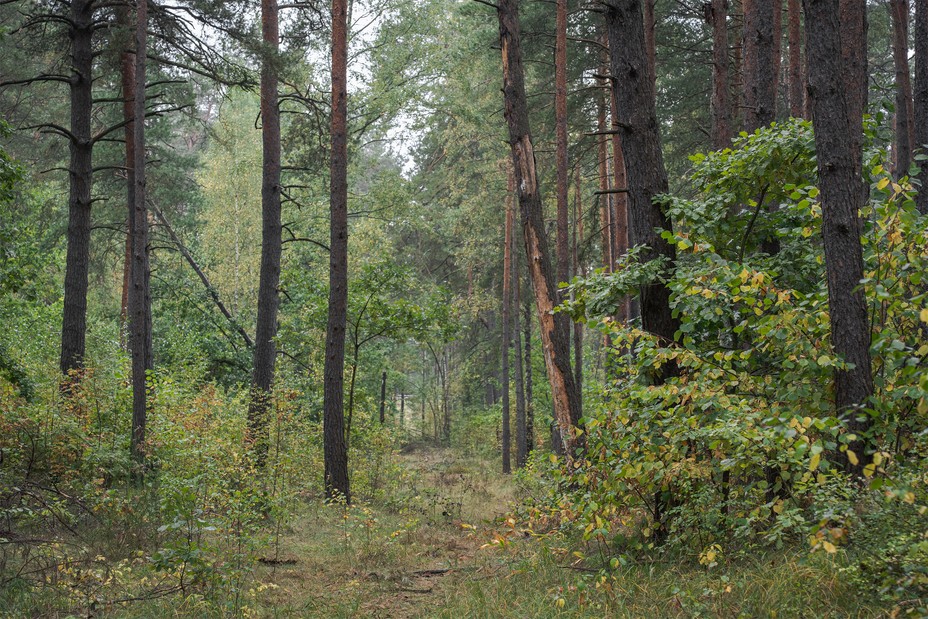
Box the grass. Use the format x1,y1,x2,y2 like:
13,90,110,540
2,445,893,618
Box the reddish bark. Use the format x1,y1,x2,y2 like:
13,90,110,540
497,0,584,453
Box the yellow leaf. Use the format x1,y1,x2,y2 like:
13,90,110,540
809,453,821,472
877,177,890,190
846,450,859,466
920,308,928,323
822,541,837,553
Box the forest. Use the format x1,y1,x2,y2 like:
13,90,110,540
1,0,927,616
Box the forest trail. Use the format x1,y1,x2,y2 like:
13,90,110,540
258,447,519,618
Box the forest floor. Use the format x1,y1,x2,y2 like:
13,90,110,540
255,446,517,618
246,446,883,619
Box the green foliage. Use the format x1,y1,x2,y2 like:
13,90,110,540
552,121,928,612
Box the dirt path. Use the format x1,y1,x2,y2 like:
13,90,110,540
259,447,515,618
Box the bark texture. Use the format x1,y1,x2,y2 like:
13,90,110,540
324,0,350,502
604,0,680,355
707,0,732,148
248,0,283,467
891,0,915,176
803,0,874,477
743,0,777,131
497,0,583,454
60,0,94,376
129,0,152,466
916,0,928,212
513,236,528,468
502,173,513,474
787,0,804,117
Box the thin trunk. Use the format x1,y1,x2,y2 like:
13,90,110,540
787,0,804,117
514,228,528,468
572,164,584,394
773,0,782,111
60,0,94,377
153,205,254,349
915,0,928,213
891,0,915,177
555,0,570,288
743,0,777,131
597,91,613,272
803,0,874,477
501,170,513,474
129,0,151,466
118,6,134,341
497,0,584,454
324,0,350,502
524,299,535,453
708,0,732,148
379,370,387,423
248,0,283,467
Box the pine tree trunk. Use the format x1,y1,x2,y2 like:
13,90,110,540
891,0,915,177
743,0,777,131
915,0,928,213
129,0,151,467
554,0,572,376
249,0,283,467
118,6,134,343
60,0,94,377
803,0,874,478
524,299,534,453
609,81,630,324
597,90,613,273
497,0,583,454
840,0,868,143
787,0,804,117
573,164,584,394
514,232,528,468
324,0,351,502
605,0,680,539
501,170,513,474
708,0,732,148
604,0,680,356
644,0,656,90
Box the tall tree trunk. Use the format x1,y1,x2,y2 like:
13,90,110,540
324,0,350,502
524,299,534,453
597,88,613,273
891,0,915,177
501,171,513,474
514,227,528,468
743,0,777,131
497,0,584,454
379,370,387,423
733,0,745,130
787,0,804,117
644,0,656,90
605,0,681,540
803,0,874,478
118,6,134,343
555,0,570,289
915,0,928,213
840,0,868,143
609,81,630,323
708,0,732,148
605,0,680,358
573,164,584,394
129,0,151,466
248,0,283,467
60,0,94,377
